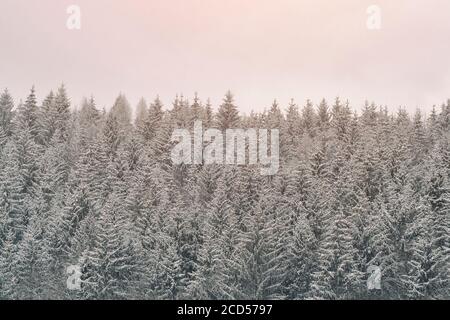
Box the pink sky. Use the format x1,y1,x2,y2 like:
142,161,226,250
1,0,450,114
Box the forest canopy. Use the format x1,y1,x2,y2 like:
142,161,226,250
0,86,449,300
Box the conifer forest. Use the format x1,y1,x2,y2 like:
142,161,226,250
0,86,449,300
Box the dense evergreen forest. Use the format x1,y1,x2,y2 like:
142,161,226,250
0,86,448,300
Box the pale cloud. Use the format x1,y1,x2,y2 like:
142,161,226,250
0,0,449,113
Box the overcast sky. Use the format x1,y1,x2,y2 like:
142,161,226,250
1,0,450,114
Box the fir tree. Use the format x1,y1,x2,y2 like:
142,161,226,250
0,89,15,137
217,91,239,131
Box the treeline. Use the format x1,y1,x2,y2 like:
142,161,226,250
0,86,449,300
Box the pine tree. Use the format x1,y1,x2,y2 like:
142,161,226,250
140,96,164,142
14,217,53,299
190,92,203,124
170,95,190,128
410,109,427,163
3,99,41,241
203,99,214,127
134,97,148,132
331,98,352,142
53,85,72,142
302,99,317,138
317,98,330,133
110,94,132,133
38,91,57,145
282,99,301,162
102,112,121,158
237,201,287,300
310,209,364,299
187,179,240,299
0,89,15,137
401,207,441,299
361,101,378,127
148,230,183,300
438,99,450,132
425,171,450,298
0,84,449,300
217,91,239,131
285,213,317,299
80,196,143,299
78,96,100,146
0,229,19,299
309,176,365,300
0,126,7,149
16,87,40,139
267,100,284,129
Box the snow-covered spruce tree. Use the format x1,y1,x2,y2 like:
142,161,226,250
196,164,221,206
266,100,284,130
281,99,301,162
400,201,439,299
17,87,41,140
284,212,317,299
0,126,6,150
148,229,183,300
0,85,449,300
139,96,164,144
187,176,241,299
302,99,317,138
14,216,53,299
0,89,15,138
236,199,288,300
309,164,366,299
78,96,101,147
316,98,331,134
51,85,72,143
309,206,364,299
330,97,353,143
424,169,450,298
1,90,42,242
110,94,132,136
134,98,148,136
438,99,450,132
190,93,204,125
217,91,240,131
203,98,214,127
169,95,190,129
38,91,57,145
80,196,143,299
0,229,19,299
0,141,27,242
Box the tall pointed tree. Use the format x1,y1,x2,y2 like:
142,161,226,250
217,91,239,131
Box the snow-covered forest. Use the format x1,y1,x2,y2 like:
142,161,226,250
0,86,448,300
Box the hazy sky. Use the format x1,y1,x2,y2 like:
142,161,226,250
1,0,450,114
